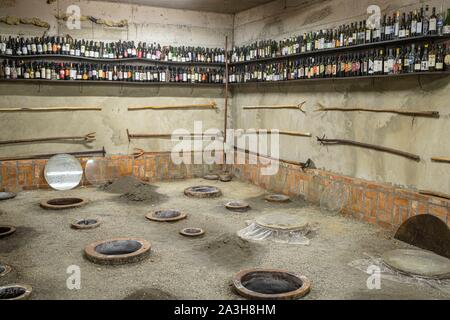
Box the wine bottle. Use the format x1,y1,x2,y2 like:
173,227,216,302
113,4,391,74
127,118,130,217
444,8,450,34
429,7,437,34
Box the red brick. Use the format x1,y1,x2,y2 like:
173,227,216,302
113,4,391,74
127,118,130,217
428,204,448,224
17,160,33,187
33,159,47,188
1,161,17,188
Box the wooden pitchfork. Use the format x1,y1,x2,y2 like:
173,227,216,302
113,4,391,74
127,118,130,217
0,132,96,145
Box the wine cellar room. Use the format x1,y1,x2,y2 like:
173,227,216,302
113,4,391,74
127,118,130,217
0,0,449,302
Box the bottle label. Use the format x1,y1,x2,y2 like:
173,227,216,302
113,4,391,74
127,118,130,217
411,21,417,34
436,62,443,70
428,54,436,67
444,25,450,35
429,18,437,31
444,54,450,65
421,61,429,71
417,22,422,34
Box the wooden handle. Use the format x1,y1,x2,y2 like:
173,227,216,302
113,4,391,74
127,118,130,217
431,157,450,163
278,130,312,137
317,136,420,161
0,107,102,112
240,130,311,138
315,104,439,118
243,101,306,112
0,133,96,145
128,101,217,111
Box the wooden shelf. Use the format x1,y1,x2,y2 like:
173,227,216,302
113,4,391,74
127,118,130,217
0,78,224,87
229,35,450,66
229,71,450,86
1,71,448,87
0,54,225,67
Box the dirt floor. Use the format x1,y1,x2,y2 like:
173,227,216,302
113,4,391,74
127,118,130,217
0,178,448,300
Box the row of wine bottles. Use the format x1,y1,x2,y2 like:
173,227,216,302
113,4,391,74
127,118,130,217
0,36,226,64
228,42,450,83
0,60,225,83
230,6,450,63
2,6,450,67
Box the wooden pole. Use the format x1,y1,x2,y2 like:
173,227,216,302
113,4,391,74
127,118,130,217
0,133,96,145
0,107,102,112
317,136,420,161
239,130,312,138
0,147,106,161
128,102,217,111
315,104,439,118
431,157,450,163
243,101,306,112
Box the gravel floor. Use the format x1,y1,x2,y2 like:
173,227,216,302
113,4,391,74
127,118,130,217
0,178,448,300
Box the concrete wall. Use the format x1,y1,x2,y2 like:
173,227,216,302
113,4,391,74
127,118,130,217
0,0,233,47
232,0,450,195
1,0,450,196
0,0,232,157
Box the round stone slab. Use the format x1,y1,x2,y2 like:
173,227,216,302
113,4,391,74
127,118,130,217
382,249,450,279
255,213,309,231
0,192,16,201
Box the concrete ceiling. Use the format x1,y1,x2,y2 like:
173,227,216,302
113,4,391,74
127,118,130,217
94,0,274,14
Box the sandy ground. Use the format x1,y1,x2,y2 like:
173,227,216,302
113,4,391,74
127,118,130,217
0,178,448,300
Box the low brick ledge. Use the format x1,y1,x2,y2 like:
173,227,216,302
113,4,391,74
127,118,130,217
229,161,450,231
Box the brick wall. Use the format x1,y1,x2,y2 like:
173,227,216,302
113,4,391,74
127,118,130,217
2,151,448,232
230,158,450,231
0,152,223,191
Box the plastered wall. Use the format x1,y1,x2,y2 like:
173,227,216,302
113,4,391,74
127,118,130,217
232,0,450,195
0,0,233,156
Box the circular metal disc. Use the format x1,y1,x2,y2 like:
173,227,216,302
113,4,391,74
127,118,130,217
44,154,83,191
382,249,450,279
255,213,309,231
84,159,107,186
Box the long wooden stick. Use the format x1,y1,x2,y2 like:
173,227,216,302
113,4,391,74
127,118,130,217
126,129,222,142
317,136,420,161
0,107,102,112
233,146,314,168
419,190,450,200
128,101,217,111
243,101,306,113
315,103,439,118
0,133,96,145
0,147,106,161
240,130,311,138
431,157,450,163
